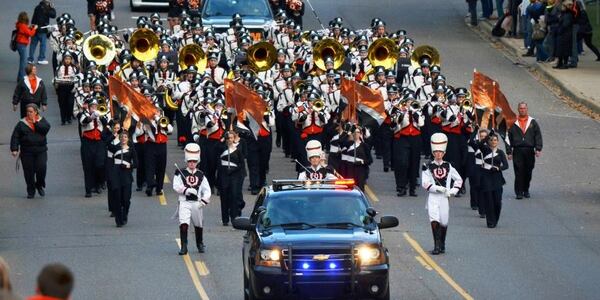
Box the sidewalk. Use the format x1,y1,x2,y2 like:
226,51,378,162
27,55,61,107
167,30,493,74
468,18,600,115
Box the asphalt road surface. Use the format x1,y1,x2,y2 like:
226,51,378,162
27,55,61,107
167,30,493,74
1,0,599,299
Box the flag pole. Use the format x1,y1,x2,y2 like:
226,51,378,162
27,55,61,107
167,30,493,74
492,81,497,129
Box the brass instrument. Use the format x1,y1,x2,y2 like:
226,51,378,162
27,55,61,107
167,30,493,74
97,95,110,116
313,38,345,70
300,31,313,45
74,31,85,45
247,41,277,72
410,100,421,111
159,116,170,128
410,45,441,69
367,38,399,69
129,28,159,62
178,44,206,73
312,99,325,112
83,34,117,66
163,87,179,111
460,99,472,112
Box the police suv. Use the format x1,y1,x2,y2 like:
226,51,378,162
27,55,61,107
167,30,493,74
232,179,399,300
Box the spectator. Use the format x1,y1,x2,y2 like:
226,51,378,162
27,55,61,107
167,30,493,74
480,0,493,19
543,0,560,62
28,0,56,65
10,104,51,199
12,65,48,118
14,12,38,81
0,257,12,292
520,0,531,50
576,4,600,61
496,0,506,18
508,0,524,37
507,102,543,199
553,0,574,69
27,264,74,300
523,0,548,62
468,0,479,26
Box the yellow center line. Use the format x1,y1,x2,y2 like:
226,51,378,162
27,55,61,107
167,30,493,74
415,255,433,271
164,174,170,184
175,239,210,300
158,194,167,206
403,233,474,300
195,260,210,276
363,184,379,202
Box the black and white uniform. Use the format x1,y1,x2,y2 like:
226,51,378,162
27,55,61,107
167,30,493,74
173,167,211,226
217,143,245,224
107,142,137,226
339,139,372,190
421,160,463,226
297,165,337,180
79,110,108,194
54,64,78,124
478,145,508,227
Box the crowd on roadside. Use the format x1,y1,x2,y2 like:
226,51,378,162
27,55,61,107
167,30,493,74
467,0,600,68
0,257,74,300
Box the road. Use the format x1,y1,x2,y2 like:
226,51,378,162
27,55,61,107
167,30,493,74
1,0,599,299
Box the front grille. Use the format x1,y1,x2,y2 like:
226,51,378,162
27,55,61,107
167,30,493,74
282,247,356,272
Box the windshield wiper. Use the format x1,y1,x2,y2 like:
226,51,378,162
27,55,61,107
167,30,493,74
268,222,317,230
316,222,365,229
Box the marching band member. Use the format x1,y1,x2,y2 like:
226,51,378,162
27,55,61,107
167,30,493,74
79,97,108,198
217,131,246,226
440,93,466,196
108,130,137,227
203,98,226,192
173,143,211,255
478,131,509,228
298,140,337,180
54,51,78,125
144,112,173,196
102,120,120,217
132,114,147,191
206,52,227,85
421,133,463,255
339,124,372,190
468,128,489,218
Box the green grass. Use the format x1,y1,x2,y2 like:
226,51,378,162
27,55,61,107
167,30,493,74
589,2,600,48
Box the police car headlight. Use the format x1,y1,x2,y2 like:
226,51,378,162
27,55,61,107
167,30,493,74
258,249,281,267
357,246,383,266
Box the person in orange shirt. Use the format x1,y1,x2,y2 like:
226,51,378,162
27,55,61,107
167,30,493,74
27,263,74,300
14,12,37,80
13,64,47,118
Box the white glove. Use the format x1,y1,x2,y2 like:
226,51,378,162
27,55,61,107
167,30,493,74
435,186,447,193
185,188,198,196
445,191,453,198
92,111,101,118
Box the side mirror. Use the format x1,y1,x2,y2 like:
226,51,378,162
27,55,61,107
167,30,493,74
377,216,399,229
366,207,377,217
232,217,255,231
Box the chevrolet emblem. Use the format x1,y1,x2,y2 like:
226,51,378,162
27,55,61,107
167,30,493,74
312,254,330,261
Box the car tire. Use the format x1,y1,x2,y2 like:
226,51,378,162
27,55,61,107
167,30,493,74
379,285,390,300
244,272,258,300
130,0,141,12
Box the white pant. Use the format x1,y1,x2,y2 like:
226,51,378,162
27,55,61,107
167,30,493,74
426,194,449,226
178,200,204,227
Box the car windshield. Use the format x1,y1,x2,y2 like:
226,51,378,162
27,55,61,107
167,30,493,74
203,0,271,18
261,193,369,227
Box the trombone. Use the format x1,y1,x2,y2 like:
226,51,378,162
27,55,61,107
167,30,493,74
311,99,325,112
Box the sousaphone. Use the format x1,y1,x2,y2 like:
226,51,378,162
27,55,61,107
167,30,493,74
313,38,345,71
247,41,277,72
410,45,441,69
83,34,117,66
178,44,207,73
130,28,159,62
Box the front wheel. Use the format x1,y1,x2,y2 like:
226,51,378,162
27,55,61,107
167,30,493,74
244,272,257,300
130,0,141,12
378,285,390,300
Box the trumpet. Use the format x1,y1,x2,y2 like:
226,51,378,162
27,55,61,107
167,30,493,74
410,100,421,111
96,94,110,116
460,99,472,112
312,99,325,112
159,116,170,128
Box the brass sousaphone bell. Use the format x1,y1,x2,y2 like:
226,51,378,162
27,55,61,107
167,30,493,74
247,41,277,72
130,28,160,62
178,44,207,73
410,45,441,69
313,38,345,71
367,38,400,70
83,34,117,66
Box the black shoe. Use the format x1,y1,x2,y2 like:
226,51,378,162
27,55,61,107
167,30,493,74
195,227,205,253
285,154,290,158
375,155,382,159
61,121,66,126
222,222,229,226
110,212,114,217
397,188,407,197
522,52,534,57
36,187,45,197
479,214,486,218
100,183,106,190
197,243,206,253
276,140,281,147
523,192,530,198
85,192,92,198
487,224,496,228
116,224,123,228
136,186,143,192
251,189,259,195
156,190,164,196
383,166,389,172
596,57,600,61
178,242,188,255
27,194,35,199
471,207,478,210
146,188,153,197
67,119,72,124
516,193,523,200
93,188,101,194
409,190,417,197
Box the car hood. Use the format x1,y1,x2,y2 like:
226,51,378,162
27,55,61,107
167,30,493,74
202,16,274,29
259,227,381,246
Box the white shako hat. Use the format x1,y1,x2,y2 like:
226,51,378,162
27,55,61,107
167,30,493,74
305,140,323,158
184,143,201,162
431,133,448,153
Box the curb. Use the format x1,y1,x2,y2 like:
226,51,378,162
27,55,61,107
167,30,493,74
471,19,600,115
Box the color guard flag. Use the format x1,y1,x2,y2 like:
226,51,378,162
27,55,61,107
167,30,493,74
108,76,158,121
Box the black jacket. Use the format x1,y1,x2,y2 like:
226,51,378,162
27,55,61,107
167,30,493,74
507,117,543,154
10,117,51,154
31,1,56,34
479,146,509,192
13,76,48,106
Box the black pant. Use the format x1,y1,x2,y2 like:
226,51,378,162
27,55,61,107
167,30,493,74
342,163,369,191
257,135,272,188
110,185,132,226
512,147,535,194
509,0,522,35
56,84,75,123
246,138,260,190
144,142,167,191
578,32,600,59
483,189,502,226
378,124,393,168
219,170,243,223
204,139,221,190
135,143,146,189
392,136,421,191
81,139,106,193
468,0,478,25
21,152,47,196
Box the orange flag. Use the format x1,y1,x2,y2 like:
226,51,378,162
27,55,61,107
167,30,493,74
224,79,267,138
471,71,516,129
108,76,158,121
340,78,386,127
